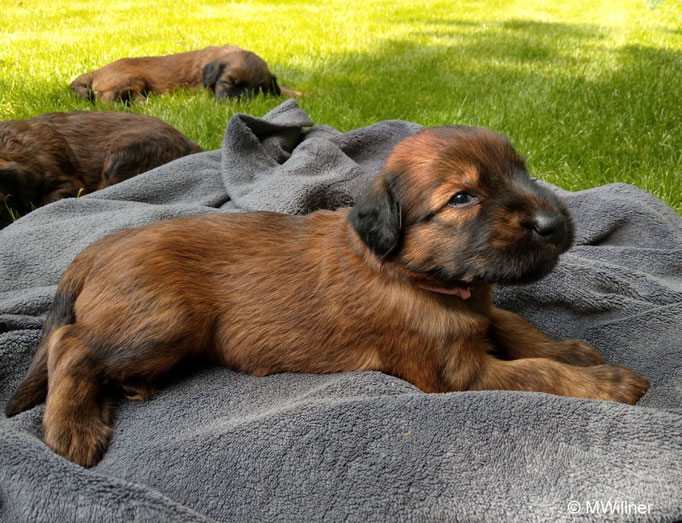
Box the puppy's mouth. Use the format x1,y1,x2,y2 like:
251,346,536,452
400,262,482,300
414,278,477,300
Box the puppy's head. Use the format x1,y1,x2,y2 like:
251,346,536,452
0,159,43,228
349,126,574,289
202,50,280,99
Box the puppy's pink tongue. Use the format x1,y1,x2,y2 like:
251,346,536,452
450,286,472,299
416,283,471,299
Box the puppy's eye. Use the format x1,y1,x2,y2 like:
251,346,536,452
449,191,475,206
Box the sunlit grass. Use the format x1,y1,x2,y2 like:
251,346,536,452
1,0,680,212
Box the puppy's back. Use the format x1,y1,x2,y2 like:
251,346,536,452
69,45,244,97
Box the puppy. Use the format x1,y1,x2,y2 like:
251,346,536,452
5,126,649,467
70,45,300,102
0,111,202,227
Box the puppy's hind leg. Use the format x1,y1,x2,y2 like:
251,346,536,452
97,132,202,189
43,305,195,467
95,77,147,104
43,324,113,468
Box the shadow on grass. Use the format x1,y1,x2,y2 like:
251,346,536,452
286,19,679,134
281,20,680,210
414,19,607,62
501,19,607,39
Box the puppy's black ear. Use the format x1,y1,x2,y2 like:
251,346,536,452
202,60,224,88
270,76,281,96
349,175,402,258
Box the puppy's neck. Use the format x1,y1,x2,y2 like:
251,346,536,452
341,215,487,303
343,216,387,274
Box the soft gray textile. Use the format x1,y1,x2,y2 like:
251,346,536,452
1,99,680,522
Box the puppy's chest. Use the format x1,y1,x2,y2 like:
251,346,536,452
327,290,492,349
403,304,491,350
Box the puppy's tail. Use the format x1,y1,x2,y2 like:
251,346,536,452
5,260,91,417
70,71,96,101
279,85,304,98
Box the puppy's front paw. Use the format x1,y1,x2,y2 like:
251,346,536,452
588,365,650,405
43,416,112,468
554,339,605,366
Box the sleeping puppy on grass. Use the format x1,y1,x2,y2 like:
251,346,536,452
0,111,202,227
5,125,649,467
70,45,302,102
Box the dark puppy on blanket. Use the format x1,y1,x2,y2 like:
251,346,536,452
0,111,202,227
5,126,649,467
70,45,302,102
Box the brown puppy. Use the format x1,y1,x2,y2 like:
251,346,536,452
70,45,300,102
5,126,649,467
0,111,202,227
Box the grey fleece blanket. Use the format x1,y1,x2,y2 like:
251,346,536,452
1,100,681,522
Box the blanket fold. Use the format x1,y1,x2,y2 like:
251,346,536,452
1,100,680,522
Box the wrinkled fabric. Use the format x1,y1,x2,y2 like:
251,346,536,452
1,100,680,522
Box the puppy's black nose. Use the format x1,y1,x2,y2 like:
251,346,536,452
527,211,566,241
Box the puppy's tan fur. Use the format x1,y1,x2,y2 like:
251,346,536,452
6,126,649,467
70,45,301,102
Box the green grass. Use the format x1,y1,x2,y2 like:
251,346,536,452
2,0,681,212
